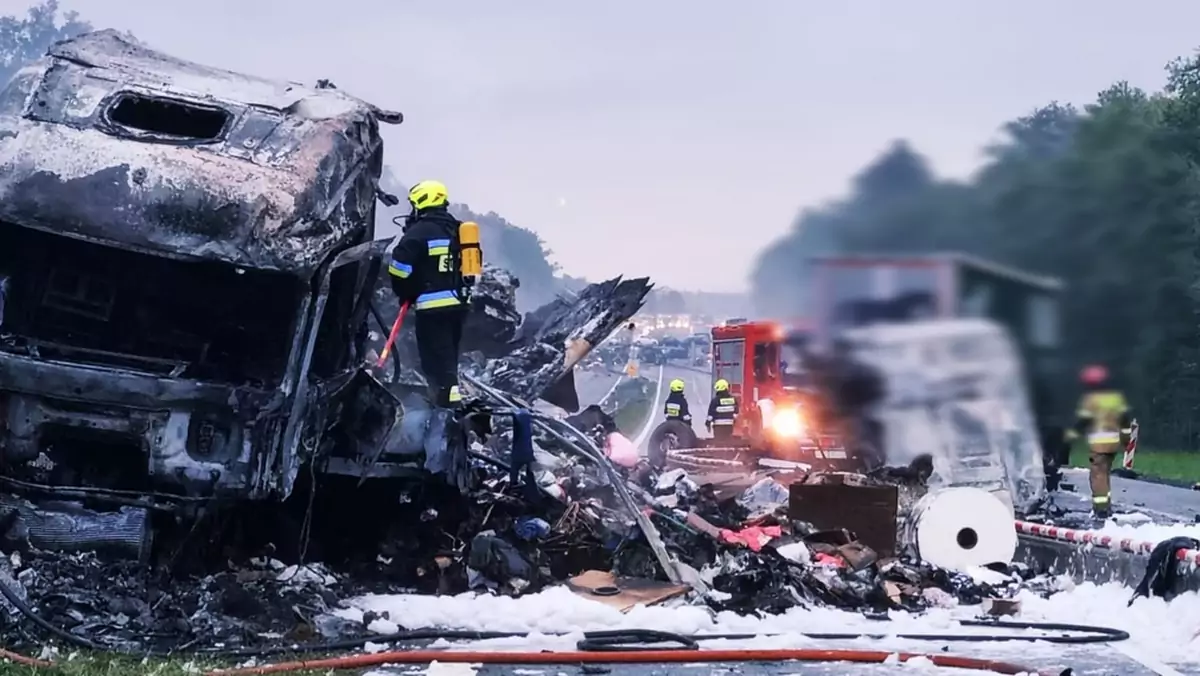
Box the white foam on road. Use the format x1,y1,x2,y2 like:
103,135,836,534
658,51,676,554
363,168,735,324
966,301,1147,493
1096,518,1200,542
338,582,1200,667
632,364,665,448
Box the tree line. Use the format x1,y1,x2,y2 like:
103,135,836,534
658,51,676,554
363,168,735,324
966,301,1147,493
0,0,88,85
752,57,1200,450
374,169,562,311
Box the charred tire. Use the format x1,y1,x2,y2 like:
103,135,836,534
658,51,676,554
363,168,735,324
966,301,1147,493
647,420,699,470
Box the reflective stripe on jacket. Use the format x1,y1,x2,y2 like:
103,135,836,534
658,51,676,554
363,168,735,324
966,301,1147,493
664,392,691,421
389,208,465,312
1074,389,1132,449
707,394,738,426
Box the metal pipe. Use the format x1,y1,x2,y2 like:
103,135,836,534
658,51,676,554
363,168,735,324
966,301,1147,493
462,373,681,583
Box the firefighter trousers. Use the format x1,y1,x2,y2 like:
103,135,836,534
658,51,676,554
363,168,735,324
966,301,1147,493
1089,443,1118,512
414,307,466,407
712,425,734,441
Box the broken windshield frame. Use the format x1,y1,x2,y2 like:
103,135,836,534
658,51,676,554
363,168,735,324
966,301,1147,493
101,91,233,144
275,238,393,496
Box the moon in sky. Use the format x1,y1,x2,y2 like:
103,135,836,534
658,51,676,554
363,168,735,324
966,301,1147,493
558,197,568,208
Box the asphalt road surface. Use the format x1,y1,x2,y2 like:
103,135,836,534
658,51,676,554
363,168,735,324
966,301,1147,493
1057,466,1200,523
576,362,712,441
573,366,624,408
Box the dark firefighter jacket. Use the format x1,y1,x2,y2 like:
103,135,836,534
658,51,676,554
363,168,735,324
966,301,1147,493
1070,389,1133,451
664,392,692,423
707,393,738,426
388,207,465,313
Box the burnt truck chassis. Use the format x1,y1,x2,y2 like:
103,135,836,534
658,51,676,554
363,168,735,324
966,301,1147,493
0,239,399,495
0,30,423,557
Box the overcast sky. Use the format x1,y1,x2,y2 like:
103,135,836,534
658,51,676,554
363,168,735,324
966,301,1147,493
6,0,1200,291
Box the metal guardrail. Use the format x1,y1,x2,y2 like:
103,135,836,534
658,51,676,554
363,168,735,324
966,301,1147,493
1014,519,1200,594
1015,520,1200,565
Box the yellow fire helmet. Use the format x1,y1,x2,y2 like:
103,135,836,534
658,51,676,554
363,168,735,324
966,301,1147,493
714,378,730,392
408,180,449,211
669,378,685,392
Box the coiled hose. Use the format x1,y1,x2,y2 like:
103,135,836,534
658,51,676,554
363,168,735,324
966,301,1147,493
0,570,1120,674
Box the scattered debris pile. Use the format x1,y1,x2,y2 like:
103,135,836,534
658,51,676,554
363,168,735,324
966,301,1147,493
0,31,1067,663
0,441,1067,656
0,552,355,654
482,275,653,411
635,466,1054,616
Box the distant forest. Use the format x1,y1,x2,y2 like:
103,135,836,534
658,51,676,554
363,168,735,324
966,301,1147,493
751,57,1200,448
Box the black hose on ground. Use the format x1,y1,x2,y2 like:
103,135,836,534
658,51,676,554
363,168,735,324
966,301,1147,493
0,570,1129,660
575,629,699,652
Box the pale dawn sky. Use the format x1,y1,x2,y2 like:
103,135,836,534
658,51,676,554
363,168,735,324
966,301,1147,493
4,0,1199,291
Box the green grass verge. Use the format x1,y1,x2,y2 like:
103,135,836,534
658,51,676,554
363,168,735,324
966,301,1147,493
1068,443,1200,484
0,653,343,675
612,397,653,437
0,655,199,676
607,376,655,438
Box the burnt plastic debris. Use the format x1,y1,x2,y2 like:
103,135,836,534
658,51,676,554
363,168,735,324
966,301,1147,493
0,453,1073,656
467,533,535,592
1129,536,1200,605
514,517,551,541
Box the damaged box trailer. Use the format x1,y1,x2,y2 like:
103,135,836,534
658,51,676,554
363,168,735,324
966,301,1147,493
837,318,1048,515
0,30,412,521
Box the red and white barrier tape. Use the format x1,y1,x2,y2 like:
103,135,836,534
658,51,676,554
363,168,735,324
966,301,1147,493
1014,520,1200,565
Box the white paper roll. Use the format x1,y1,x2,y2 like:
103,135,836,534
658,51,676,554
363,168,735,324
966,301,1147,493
910,487,1017,571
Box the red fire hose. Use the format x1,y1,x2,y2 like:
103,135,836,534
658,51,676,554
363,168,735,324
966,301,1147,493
375,301,410,368
205,648,1049,676
0,647,52,668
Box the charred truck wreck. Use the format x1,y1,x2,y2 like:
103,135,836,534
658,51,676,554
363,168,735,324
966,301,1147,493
0,31,655,561
0,29,403,554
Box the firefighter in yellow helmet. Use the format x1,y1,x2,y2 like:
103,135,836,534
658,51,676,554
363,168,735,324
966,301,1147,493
1065,364,1133,519
706,379,739,441
663,379,693,425
389,180,469,407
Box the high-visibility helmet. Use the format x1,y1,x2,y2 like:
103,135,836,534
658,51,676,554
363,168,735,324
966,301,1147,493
669,378,685,393
408,180,449,211
1081,364,1109,385
714,378,730,392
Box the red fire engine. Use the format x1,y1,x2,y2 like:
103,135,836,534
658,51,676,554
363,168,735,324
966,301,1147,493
710,318,849,461
647,317,854,472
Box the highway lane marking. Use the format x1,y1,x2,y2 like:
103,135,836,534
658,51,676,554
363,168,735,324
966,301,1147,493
597,374,624,406
632,364,665,449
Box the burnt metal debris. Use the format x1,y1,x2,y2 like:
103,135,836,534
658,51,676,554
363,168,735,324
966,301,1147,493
0,28,651,527
0,30,1083,664
0,450,1071,656
0,28,410,515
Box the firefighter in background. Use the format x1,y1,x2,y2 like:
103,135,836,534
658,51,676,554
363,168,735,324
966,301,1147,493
1065,364,1133,518
664,379,693,425
706,379,739,440
389,180,478,408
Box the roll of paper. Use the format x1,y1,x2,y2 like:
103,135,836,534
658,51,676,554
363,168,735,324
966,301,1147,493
910,487,1017,571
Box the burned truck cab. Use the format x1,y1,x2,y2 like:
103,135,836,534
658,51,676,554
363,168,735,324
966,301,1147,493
0,31,403,510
